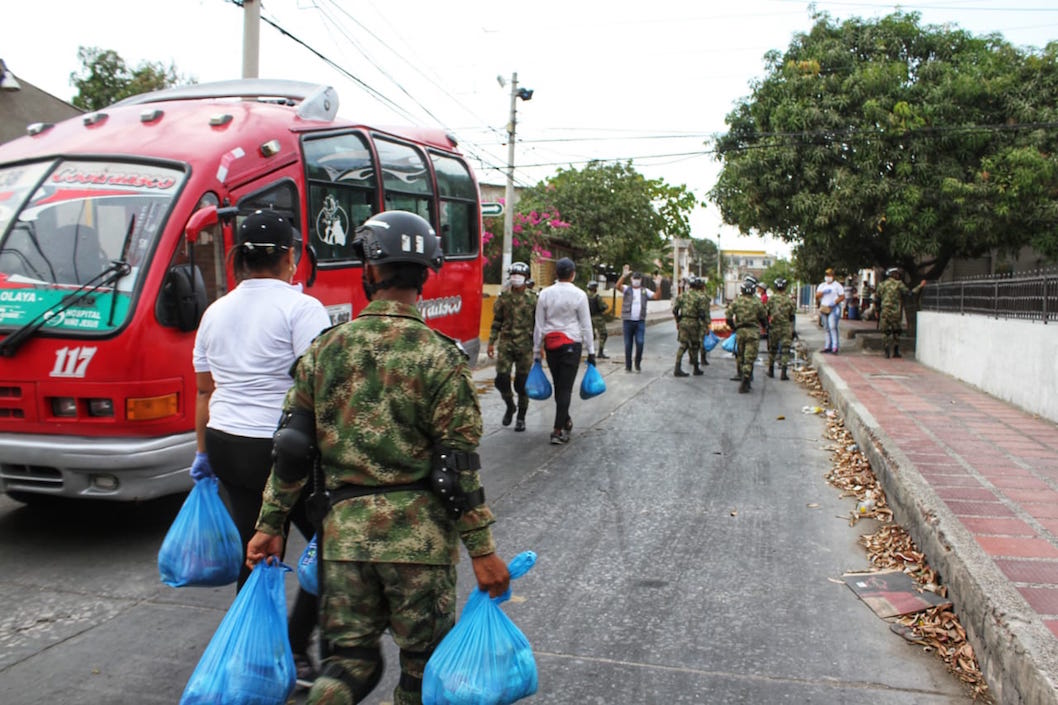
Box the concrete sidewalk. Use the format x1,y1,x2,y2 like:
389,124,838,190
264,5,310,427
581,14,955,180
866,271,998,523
801,316,1058,704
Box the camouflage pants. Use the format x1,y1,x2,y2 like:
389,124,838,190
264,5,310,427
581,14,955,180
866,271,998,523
591,315,608,350
879,311,902,346
495,344,533,400
307,560,456,705
735,327,760,379
675,320,702,365
767,326,793,367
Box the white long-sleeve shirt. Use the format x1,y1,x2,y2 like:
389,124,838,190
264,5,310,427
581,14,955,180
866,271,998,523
532,281,595,357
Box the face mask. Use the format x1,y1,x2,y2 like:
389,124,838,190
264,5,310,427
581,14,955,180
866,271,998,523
631,278,642,288
825,276,833,283
509,275,526,287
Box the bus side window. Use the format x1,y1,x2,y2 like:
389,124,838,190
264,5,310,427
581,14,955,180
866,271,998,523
431,153,479,258
375,137,433,226
303,133,377,264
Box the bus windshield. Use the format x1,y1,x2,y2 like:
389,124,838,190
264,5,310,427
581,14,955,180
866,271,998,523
0,159,185,334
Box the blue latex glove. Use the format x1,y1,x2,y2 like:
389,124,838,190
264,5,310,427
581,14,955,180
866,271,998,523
189,451,214,481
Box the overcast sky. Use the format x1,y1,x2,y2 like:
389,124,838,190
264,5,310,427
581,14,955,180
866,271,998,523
4,0,1057,257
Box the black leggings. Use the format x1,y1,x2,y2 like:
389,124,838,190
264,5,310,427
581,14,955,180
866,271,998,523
205,428,317,655
545,342,582,431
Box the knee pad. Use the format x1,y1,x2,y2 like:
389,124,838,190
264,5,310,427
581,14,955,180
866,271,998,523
494,373,512,397
513,373,528,397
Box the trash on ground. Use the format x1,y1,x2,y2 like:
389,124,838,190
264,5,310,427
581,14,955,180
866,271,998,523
843,569,952,619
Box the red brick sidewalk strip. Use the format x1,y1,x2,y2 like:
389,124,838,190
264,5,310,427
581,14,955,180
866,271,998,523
814,350,1058,705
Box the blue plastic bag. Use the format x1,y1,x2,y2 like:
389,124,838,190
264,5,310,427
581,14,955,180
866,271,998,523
180,561,296,705
297,535,318,596
158,476,241,588
703,330,720,351
423,551,538,705
721,333,737,353
579,362,606,399
525,360,552,400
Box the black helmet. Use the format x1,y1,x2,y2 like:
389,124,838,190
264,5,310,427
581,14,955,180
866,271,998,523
774,277,788,290
509,261,530,277
353,211,443,272
740,280,756,295
587,280,598,290
743,274,758,286
238,209,302,263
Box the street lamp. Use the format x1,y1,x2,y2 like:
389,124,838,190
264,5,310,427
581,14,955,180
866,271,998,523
501,72,533,277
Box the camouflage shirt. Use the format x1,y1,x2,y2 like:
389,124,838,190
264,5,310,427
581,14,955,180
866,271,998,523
256,299,496,565
488,287,537,351
877,278,923,318
726,294,768,330
766,293,797,333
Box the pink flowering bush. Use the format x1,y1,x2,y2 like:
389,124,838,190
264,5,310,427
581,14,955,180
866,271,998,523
482,201,568,283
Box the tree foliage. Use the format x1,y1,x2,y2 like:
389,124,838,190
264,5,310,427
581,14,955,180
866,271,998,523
514,161,696,279
709,12,1058,282
70,47,189,110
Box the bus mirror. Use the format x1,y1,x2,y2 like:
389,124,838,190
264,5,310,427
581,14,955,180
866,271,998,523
185,205,238,244
184,206,217,244
157,264,207,332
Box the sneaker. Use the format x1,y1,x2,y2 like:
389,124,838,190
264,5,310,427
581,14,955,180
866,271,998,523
564,418,573,432
294,653,317,690
550,431,563,445
634,362,641,372
558,429,571,443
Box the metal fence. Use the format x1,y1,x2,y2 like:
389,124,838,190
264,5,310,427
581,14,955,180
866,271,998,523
920,268,1058,324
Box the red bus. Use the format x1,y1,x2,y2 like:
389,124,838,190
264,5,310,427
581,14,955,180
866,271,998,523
0,79,484,503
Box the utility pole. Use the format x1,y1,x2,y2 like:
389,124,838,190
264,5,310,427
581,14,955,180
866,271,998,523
501,73,533,277
242,0,260,79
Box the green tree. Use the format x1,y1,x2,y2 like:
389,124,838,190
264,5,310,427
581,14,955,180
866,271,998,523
70,47,189,110
709,12,1058,283
516,161,696,280
759,258,797,290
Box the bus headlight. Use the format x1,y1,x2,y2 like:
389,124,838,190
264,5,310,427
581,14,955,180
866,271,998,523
50,397,78,417
87,398,115,417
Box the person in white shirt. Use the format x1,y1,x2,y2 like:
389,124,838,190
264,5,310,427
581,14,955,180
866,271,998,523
615,264,659,372
533,257,595,445
191,209,331,687
815,267,846,354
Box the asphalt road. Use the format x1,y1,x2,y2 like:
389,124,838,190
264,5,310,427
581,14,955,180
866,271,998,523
0,320,974,704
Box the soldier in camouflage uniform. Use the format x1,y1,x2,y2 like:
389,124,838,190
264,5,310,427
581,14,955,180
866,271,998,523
876,267,926,358
247,211,509,705
487,261,536,431
586,281,610,359
765,277,798,380
726,279,768,393
672,277,705,377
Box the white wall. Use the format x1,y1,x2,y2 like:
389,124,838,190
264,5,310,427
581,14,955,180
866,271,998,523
917,311,1058,423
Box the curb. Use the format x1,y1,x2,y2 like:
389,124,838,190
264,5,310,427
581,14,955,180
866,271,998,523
813,354,1058,705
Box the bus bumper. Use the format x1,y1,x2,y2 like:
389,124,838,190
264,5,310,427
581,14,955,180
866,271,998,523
0,431,196,501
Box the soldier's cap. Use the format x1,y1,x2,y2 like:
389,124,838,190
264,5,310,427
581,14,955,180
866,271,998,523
556,257,576,278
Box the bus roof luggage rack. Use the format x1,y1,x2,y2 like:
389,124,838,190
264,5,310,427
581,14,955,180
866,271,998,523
111,79,339,122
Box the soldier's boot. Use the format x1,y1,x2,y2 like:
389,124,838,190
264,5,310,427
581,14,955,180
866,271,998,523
514,397,529,432
501,395,516,426
597,344,609,359
892,344,902,359
780,366,789,381
739,376,751,394
884,342,891,359
701,352,709,366
766,360,775,378
693,362,704,376
674,360,689,377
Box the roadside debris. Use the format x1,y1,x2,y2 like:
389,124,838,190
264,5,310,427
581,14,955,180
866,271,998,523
795,365,993,703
